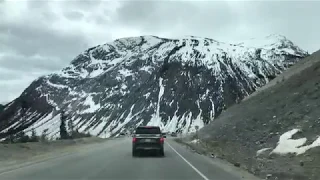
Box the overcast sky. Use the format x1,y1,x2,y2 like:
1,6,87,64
0,0,319,103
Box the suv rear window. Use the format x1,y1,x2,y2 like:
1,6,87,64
135,127,161,134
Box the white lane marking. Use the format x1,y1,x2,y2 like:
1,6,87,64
166,142,210,180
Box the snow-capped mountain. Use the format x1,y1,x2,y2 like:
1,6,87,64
0,35,308,139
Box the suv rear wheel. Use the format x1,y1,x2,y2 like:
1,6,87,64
159,148,164,157
132,149,138,157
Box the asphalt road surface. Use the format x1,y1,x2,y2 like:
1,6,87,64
0,137,259,180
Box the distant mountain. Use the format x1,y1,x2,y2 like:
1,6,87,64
0,34,308,139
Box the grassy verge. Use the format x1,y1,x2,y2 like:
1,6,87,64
0,137,107,163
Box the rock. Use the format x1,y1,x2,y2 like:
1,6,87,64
266,174,273,179
300,161,304,166
234,162,241,167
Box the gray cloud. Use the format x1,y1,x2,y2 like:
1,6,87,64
0,23,88,58
0,54,63,72
114,1,320,51
114,1,238,34
63,10,85,21
0,0,319,103
0,68,22,80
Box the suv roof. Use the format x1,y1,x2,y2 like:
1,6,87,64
137,126,160,128
135,126,161,134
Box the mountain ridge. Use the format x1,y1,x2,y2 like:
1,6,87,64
0,34,308,139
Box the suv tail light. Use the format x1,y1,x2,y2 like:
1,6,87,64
160,137,164,143
132,137,137,143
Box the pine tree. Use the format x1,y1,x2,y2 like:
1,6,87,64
202,113,210,124
30,128,38,142
16,131,30,143
21,99,28,124
40,129,48,142
59,111,68,139
68,120,74,138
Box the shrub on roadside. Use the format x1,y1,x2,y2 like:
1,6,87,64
69,130,92,139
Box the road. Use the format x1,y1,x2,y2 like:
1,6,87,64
0,137,259,180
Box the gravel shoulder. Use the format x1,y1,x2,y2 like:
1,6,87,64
0,137,108,172
173,137,262,180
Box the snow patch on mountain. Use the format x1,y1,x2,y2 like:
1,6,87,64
190,100,204,132
23,112,61,139
46,80,68,89
112,104,136,134
182,112,193,134
164,105,179,133
140,66,153,74
80,95,101,114
147,77,165,128
118,69,134,77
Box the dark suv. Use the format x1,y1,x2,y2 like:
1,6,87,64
132,126,165,157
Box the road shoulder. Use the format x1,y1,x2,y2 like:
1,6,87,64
0,137,109,174
171,138,261,180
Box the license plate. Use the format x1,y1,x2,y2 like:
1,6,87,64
144,139,151,142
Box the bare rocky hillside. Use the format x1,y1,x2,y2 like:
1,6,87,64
198,49,320,180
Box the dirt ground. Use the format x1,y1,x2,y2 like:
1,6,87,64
0,137,108,171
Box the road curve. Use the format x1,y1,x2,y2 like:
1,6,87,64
0,137,259,180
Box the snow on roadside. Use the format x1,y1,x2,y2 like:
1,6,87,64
190,139,200,144
256,148,272,156
271,129,320,155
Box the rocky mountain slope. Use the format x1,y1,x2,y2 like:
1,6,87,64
198,49,320,180
0,34,308,139
0,104,4,113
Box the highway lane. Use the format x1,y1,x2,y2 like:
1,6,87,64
0,137,260,180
